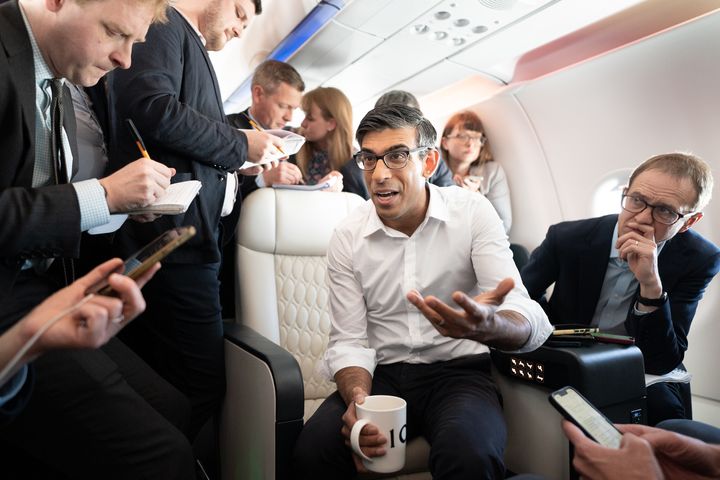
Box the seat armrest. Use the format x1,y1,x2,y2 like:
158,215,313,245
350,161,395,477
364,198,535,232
221,323,304,480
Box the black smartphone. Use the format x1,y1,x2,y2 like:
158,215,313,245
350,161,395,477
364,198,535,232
549,386,622,448
590,332,635,345
91,226,196,295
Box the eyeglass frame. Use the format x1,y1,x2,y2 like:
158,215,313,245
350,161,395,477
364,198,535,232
443,133,485,145
354,146,431,171
620,193,692,225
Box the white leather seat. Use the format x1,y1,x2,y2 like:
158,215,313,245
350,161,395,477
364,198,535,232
221,189,430,479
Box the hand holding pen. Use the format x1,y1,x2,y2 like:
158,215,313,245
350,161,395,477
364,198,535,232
98,119,174,214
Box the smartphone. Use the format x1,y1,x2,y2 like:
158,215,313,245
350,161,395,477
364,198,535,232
549,386,622,449
463,175,483,186
590,332,635,345
91,226,196,295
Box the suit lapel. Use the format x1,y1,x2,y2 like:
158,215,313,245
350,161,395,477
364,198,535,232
578,215,617,321
1,2,36,186
179,11,225,119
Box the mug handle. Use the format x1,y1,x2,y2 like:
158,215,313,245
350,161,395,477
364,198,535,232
349,418,373,462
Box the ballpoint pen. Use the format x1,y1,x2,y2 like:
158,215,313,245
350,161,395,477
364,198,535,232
125,118,151,159
247,118,286,155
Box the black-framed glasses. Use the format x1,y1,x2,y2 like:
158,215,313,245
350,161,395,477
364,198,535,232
354,146,429,171
620,194,690,225
444,133,485,145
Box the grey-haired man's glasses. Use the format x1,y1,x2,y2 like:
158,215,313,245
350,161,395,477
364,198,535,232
354,147,429,171
620,194,690,225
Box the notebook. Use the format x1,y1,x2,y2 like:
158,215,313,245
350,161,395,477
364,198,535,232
272,175,339,191
238,129,306,169
126,180,202,215
644,368,692,387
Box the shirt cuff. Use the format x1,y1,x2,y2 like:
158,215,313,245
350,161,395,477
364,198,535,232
255,174,266,188
0,365,28,408
498,299,553,353
322,345,377,381
633,304,652,316
72,179,110,232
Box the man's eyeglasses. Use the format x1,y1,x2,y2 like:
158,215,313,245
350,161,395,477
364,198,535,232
354,147,429,171
620,194,690,225
444,134,485,145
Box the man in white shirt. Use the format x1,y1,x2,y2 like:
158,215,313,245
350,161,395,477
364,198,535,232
293,104,552,479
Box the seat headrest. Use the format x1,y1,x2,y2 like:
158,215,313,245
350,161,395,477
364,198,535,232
237,189,365,256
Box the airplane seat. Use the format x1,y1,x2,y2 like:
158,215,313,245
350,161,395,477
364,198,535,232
509,243,530,271
221,188,431,480
220,188,647,480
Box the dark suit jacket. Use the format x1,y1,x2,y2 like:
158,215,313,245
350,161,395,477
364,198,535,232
0,1,81,296
108,8,248,264
521,214,720,374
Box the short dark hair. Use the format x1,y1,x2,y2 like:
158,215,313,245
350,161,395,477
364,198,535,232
374,90,420,110
251,60,304,94
356,104,436,149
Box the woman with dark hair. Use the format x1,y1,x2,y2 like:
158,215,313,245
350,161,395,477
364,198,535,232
441,110,512,232
294,87,368,198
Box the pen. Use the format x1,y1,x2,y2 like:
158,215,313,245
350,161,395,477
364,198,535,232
552,327,599,336
125,118,151,159
248,118,286,155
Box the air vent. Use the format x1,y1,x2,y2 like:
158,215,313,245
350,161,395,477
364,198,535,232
478,0,518,10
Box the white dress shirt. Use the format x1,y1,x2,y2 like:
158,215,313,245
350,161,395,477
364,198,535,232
323,184,552,378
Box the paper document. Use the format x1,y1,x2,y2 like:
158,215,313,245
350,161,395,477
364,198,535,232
645,368,692,387
272,175,339,191
238,129,306,169
126,180,202,215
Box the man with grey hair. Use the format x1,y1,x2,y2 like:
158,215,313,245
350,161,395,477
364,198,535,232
293,105,552,479
522,152,720,425
228,59,306,193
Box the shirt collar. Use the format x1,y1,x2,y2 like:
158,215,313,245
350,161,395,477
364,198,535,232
19,5,56,87
361,183,451,238
173,7,207,46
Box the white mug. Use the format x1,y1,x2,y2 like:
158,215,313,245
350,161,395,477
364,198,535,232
349,395,407,473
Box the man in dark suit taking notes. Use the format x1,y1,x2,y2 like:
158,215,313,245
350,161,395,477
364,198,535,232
521,153,720,425
108,0,281,440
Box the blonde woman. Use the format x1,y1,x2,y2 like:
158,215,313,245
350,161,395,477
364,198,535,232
440,111,512,232
294,87,368,198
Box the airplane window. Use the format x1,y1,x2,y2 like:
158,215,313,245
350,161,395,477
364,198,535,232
591,168,633,217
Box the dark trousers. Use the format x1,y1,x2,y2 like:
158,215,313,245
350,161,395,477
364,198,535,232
646,381,691,426
293,354,506,480
121,262,226,438
0,339,195,479
657,419,720,444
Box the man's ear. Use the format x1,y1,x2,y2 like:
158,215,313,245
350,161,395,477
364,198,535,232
422,149,439,179
679,212,703,233
250,85,264,104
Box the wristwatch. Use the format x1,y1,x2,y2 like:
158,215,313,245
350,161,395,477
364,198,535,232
637,291,668,307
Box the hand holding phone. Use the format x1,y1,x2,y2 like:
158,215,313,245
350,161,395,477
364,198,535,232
549,386,622,449
89,226,196,296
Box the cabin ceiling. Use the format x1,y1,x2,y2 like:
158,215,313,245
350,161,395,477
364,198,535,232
213,0,720,114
